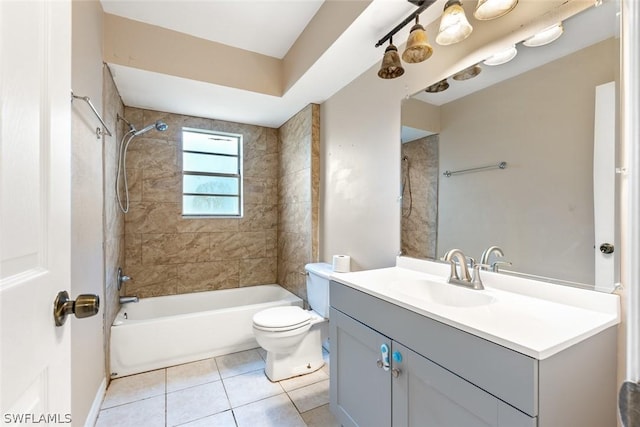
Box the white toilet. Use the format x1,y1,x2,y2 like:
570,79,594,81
252,262,332,382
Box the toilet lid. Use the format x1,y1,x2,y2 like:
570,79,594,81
253,306,311,330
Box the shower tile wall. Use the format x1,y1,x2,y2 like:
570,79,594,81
277,104,320,301
103,65,125,376
401,135,439,260
122,108,279,297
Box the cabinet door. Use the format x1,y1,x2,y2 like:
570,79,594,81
392,343,535,427
330,308,391,427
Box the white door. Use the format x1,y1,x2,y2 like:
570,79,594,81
0,0,73,423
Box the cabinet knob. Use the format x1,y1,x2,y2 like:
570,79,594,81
376,359,384,369
379,344,390,371
391,368,401,378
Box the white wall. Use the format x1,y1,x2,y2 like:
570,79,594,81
320,72,403,270
71,0,106,424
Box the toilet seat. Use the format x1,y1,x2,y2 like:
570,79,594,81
253,306,311,332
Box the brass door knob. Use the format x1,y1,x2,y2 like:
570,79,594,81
599,243,614,254
54,291,100,326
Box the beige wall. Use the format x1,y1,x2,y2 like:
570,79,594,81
277,104,320,300
103,14,282,97
402,98,440,134
122,108,279,297
70,0,106,424
102,66,125,378
401,135,439,260
437,38,617,285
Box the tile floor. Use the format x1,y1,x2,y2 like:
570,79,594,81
95,348,340,427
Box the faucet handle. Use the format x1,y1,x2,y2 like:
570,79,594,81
491,260,512,272
470,264,486,290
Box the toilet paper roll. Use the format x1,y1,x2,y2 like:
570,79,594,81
332,255,351,273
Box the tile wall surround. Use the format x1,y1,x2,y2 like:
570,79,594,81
122,107,279,297
103,65,126,377
401,135,439,260
277,104,320,301
121,105,319,300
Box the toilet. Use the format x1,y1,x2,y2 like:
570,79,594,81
252,262,332,382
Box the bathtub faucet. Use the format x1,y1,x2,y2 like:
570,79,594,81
119,296,139,304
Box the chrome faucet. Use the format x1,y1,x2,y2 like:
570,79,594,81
480,246,512,272
117,267,131,291
443,249,469,281
119,295,139,304
443,249,485,290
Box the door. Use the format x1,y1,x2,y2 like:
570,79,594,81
0,0,72,422
330,308,391,427
391,343,535,427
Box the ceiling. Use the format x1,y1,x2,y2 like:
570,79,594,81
101,0,443,128
100,0,325,59
100,0,617,129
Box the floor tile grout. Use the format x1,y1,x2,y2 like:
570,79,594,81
97,348,337,427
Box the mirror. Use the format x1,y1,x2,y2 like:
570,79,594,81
400,1,619,291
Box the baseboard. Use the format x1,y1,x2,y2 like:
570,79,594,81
84,377,106,427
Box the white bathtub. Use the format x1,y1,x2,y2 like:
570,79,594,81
110,284,302,378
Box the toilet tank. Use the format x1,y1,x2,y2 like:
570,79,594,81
305,262,332,318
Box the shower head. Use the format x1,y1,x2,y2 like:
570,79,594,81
133,120,169,136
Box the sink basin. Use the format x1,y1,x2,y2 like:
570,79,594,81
387,279,495,308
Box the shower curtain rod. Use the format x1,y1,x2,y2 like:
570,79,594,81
71,91,113,138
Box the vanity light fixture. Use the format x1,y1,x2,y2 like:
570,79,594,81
436,0,473,46
452,63,481,80
425,79,450,92
402,16,433,63
474,0,518,20
375,0,437,79
523,23,564,47
378,38,405,79
483,44,517,66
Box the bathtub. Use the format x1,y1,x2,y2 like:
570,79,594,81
110,284,302,378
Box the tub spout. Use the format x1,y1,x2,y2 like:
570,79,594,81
119,296,139,304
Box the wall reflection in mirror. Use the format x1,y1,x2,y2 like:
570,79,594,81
400,1,620,292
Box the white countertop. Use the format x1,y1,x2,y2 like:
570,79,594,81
330,257,620,360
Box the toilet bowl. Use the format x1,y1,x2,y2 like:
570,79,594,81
252,262,332,382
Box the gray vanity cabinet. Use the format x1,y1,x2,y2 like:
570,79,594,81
330,306,534,427
329,307,391,427
391,342,534,427
329,280,617,427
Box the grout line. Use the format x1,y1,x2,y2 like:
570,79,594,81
218,366,265,381
215,357,234,413
231,409,239,427
230,391,288,411
164,368,168,427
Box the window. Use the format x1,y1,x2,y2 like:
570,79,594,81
181,128,243,217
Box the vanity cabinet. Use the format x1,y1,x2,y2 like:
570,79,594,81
329,280,617,427
330,308,533,427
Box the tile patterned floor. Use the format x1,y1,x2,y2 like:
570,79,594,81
95,348,339,427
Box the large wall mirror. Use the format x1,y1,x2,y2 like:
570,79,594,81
400,1,620,292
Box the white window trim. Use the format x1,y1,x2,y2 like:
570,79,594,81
181,127,244,218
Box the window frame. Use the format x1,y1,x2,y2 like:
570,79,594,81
181,127,244,218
